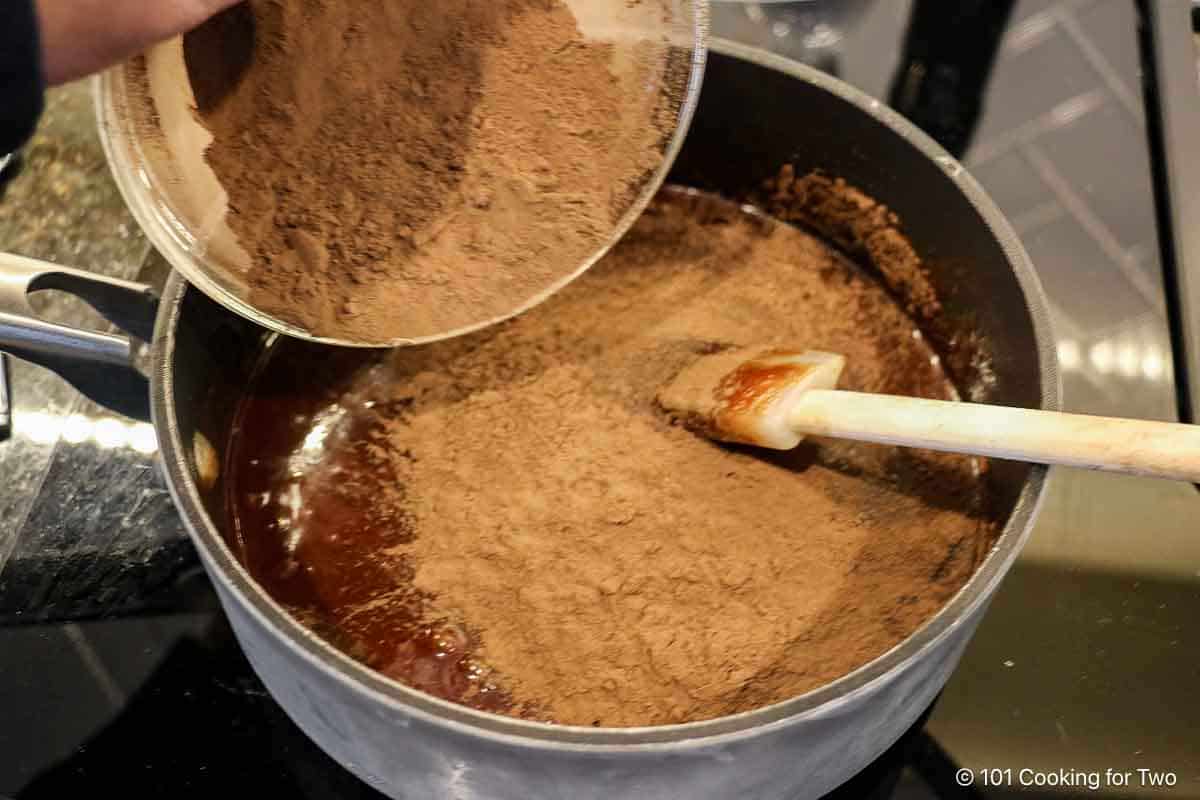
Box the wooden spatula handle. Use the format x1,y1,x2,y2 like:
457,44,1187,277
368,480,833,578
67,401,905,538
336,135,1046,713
793,390,1200,482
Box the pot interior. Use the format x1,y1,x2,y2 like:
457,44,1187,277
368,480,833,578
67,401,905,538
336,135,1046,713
158,43,1055,732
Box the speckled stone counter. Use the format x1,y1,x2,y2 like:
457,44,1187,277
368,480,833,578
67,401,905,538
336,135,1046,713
0,82,203,623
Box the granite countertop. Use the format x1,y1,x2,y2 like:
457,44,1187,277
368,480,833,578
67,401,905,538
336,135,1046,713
0,82,202,623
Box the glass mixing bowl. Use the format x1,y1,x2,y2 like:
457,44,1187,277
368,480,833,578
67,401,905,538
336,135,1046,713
96,0,710,347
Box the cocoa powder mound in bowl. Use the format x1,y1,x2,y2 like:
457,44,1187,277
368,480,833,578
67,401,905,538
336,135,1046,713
110,0,707,346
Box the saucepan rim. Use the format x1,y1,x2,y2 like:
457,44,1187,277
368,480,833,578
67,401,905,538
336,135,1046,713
151,38,1062,751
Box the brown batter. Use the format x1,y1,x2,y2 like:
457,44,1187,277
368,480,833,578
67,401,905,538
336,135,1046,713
226,187,999,727
183,0,674,342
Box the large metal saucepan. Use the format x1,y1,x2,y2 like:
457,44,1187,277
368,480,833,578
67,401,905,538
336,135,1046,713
0,41,1058,799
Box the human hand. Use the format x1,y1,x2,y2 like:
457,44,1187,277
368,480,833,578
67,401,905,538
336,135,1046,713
36,0,244,85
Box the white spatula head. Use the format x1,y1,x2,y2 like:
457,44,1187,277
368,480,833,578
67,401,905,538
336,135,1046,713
657,348,846,449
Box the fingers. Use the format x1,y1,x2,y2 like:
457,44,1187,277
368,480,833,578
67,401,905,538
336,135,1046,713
37,0,246,85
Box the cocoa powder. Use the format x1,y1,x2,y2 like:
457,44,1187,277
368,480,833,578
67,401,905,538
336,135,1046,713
184,0,672,342
227,184,1000,727
761,166,942,320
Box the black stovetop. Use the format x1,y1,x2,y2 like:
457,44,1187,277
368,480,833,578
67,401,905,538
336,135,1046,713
9,608,962,799
3,1,1198,797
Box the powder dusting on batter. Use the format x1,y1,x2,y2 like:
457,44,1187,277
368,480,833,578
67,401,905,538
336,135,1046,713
227,185,1000,727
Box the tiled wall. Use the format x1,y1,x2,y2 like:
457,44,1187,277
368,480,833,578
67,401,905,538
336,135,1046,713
964,0,1175,423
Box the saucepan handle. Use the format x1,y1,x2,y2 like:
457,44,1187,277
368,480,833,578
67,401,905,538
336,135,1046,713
0,251,159,422
0,353,10,440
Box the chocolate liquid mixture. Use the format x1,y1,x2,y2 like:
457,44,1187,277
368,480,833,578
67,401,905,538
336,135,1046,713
184,0,673,342
227,183,1001,727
